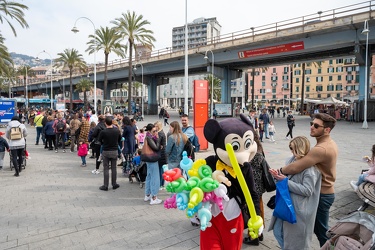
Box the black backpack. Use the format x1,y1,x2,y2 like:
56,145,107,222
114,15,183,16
182,139,195,161
56,120,65,132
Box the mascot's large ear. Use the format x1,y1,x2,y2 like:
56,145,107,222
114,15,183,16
240,114,253,128
204,119,222,144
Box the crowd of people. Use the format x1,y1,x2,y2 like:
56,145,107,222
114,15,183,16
4,105,374,249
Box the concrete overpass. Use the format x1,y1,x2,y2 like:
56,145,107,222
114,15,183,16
18,1,375,114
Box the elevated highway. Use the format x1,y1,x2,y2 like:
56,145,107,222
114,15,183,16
18,1,375,114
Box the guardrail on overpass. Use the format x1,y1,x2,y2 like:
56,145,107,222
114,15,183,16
15,0,375,89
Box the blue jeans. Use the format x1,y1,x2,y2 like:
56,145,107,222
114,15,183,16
81,156,86,165
145,161,160,197
36,127,45,144
263,123,269,138
314,193,335,247
273,218,284,249
356,173,368,186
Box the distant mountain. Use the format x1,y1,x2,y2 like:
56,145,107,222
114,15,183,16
10,52,51,67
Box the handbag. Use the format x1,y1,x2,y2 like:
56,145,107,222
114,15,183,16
273,178,297,224
261,158,276,192
140,138,160,162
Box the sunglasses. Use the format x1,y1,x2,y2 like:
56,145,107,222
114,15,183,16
310,122,324,129
151,130,157,133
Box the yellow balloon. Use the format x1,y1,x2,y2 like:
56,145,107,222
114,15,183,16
225,143,263,238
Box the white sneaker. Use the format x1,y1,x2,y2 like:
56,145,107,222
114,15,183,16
350,181,358,192
144,195,151,202
285,136,289,140
150,197,162,205
91,169,100,174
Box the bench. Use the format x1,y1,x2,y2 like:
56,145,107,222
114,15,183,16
356,182,375,211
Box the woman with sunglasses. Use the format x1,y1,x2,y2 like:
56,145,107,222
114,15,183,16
269,136,322,250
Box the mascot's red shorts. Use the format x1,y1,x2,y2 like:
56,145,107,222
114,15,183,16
200,213,244,250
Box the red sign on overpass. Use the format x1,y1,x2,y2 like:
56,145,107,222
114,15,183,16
238,41,305,59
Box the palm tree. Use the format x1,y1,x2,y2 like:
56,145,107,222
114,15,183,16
55,49,86,110
292,62,321,114
0,33,12,75
86,26,126,101
75,78,93,111
111,11,156,114
16,65,34,99
204,74,221,102
0,0,29,37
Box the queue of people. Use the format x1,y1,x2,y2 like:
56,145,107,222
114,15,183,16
8,104,373,249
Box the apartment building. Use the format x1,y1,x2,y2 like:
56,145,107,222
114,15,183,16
172,17,221,51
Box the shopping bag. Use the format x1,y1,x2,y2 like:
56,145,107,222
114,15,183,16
273,178,297,224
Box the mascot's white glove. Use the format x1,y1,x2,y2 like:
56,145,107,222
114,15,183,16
212,170,232,186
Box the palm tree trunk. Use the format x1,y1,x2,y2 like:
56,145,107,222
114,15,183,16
69,69,73,110
84,91,87,111
128,40,133,115
24,75,27,99
104,53,109,101
300,63,306,115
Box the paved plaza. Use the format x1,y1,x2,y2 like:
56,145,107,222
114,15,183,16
0,111,374,250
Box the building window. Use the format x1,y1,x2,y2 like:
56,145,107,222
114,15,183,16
329,76,333,81
305,69,312,74
327,67,334,73
306,86,310,92
316,86,323,91
296,86,299,92
327,85,334,91
294,70,301,76
336,59,344,64
318,68,322,74
283,67,289,73
296,78,300,83
262,82,265,87
273,68,276,73
337,75,342,81
306,77,310,82
316,76,323,82
336,66,343,72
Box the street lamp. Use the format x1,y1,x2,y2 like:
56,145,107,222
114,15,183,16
36,50,53,109
72,16,97,112
133,62,144,116
362,20,369,129
204,50,214,118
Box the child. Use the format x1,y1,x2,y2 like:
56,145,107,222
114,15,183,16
0,131,10,170
138,128,145,149
268,120,276,142
269,136,321,250
77,138,89,167
350,144,375,191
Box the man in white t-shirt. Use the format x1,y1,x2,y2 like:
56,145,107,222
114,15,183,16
89,110,98,125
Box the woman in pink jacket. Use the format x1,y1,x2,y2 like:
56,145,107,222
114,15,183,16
350,144,375,191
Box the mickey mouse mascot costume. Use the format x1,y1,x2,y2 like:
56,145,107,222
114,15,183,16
201,114,262,250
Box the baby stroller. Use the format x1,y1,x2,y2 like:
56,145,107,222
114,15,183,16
9,148,27,170
320,211,375,250
128,161,147,188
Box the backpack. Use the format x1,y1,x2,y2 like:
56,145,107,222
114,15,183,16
182,139,195,161
10,125,23,140
182,126,200,152
164,111,170,118
56,120,65,132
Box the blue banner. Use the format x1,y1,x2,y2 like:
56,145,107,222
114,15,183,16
0,99,17,124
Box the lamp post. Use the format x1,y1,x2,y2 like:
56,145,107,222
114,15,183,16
362,20,369,129
204,50,214,118
36,50,53,109
184,0,188,115
133,62,144,116
24,65,28,110
72,16,97,113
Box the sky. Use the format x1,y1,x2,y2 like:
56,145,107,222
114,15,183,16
1,0,366,64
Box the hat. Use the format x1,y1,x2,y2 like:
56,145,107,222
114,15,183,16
0,132,5,136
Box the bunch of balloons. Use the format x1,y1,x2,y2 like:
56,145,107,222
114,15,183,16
163,151,229,231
